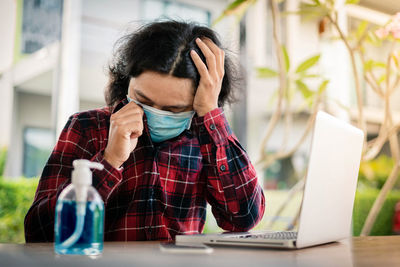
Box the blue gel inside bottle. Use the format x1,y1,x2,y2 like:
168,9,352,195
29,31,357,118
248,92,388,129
54,198,104,255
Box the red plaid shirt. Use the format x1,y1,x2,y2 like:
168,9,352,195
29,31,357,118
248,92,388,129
24,98,265,242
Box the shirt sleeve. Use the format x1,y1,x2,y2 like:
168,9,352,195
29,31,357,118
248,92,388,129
192,108,265,232
24,112,123,242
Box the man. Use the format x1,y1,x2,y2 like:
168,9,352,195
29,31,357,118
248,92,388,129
25,21,265,242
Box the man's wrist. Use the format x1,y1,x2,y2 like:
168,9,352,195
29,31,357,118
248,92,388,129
103,150,123,169
196,106,218,117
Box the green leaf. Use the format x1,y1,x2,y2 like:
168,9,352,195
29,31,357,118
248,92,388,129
295,55,321,73
366,31,382,47
318,80,329,94
378,74,386,84
374,62,386,68
295,80,313,99
364,60,373,72
282,45,290,73
289,3,329,20
300,74,320,78
364,60,386,72
393,54,400,68
345,0,360,4
355,21,369,40
286,83,295,102
226,0,248,10
213,0,255,25
257,67,279,78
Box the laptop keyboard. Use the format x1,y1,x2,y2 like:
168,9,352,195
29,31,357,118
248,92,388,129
225,231,297,240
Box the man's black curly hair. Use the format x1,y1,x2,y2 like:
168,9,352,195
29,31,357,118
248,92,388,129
105,20,241,109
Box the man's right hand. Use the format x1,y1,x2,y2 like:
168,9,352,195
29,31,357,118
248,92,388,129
104,101,144,169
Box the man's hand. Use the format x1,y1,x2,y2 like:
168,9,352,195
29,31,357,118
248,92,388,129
191,38,225,117
104,101,144,169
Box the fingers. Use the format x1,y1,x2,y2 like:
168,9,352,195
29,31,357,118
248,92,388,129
191,38,225,80
123,120,143,139
117,101,144,117
201,38,225,79
110,101,144,138
195,38,217,75
115,108,143,122
190,49,210,80
112,118,143,138
110,101,143,125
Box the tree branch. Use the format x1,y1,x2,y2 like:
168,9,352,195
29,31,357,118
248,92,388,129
361,162,400,235
359,51,384,97
267,178,305,229
257,0,287,164
327,13,367,147
257,95,321,170
364,123,400,161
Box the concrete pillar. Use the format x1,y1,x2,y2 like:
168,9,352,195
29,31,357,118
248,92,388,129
54,0,82,138
5,91,21,178
0,72,14,148
0,0,16,149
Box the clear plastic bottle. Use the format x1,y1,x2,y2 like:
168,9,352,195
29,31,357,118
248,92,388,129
54,160,104,255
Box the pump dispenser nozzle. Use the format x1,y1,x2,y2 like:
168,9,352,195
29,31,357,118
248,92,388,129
72,160,103,186
72,159,103,205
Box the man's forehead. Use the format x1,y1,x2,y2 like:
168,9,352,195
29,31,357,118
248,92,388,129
130,74,194,106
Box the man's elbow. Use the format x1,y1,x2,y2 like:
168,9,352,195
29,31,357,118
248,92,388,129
24,212,34,243
24,206,52,243
232,191,266,231
238,205,265,231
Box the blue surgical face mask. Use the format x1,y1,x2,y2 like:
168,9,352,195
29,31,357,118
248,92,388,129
127,95,195,143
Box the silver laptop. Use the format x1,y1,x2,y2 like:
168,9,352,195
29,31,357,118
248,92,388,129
176,111,364,249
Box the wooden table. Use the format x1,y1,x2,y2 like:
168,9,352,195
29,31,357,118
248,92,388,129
0,236,399,267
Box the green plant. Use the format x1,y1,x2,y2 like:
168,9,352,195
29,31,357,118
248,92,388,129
353,188,400,236
359,155,400,190
0,147,7,176
0,176,39,243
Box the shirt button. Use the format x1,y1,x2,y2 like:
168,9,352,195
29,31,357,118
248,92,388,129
220,164,226,172
210,124,216,130
107,180,114,187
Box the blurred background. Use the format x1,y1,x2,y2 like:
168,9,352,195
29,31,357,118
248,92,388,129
1,0,400,243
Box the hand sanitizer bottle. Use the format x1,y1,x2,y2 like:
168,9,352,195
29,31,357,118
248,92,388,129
54,159,104,255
